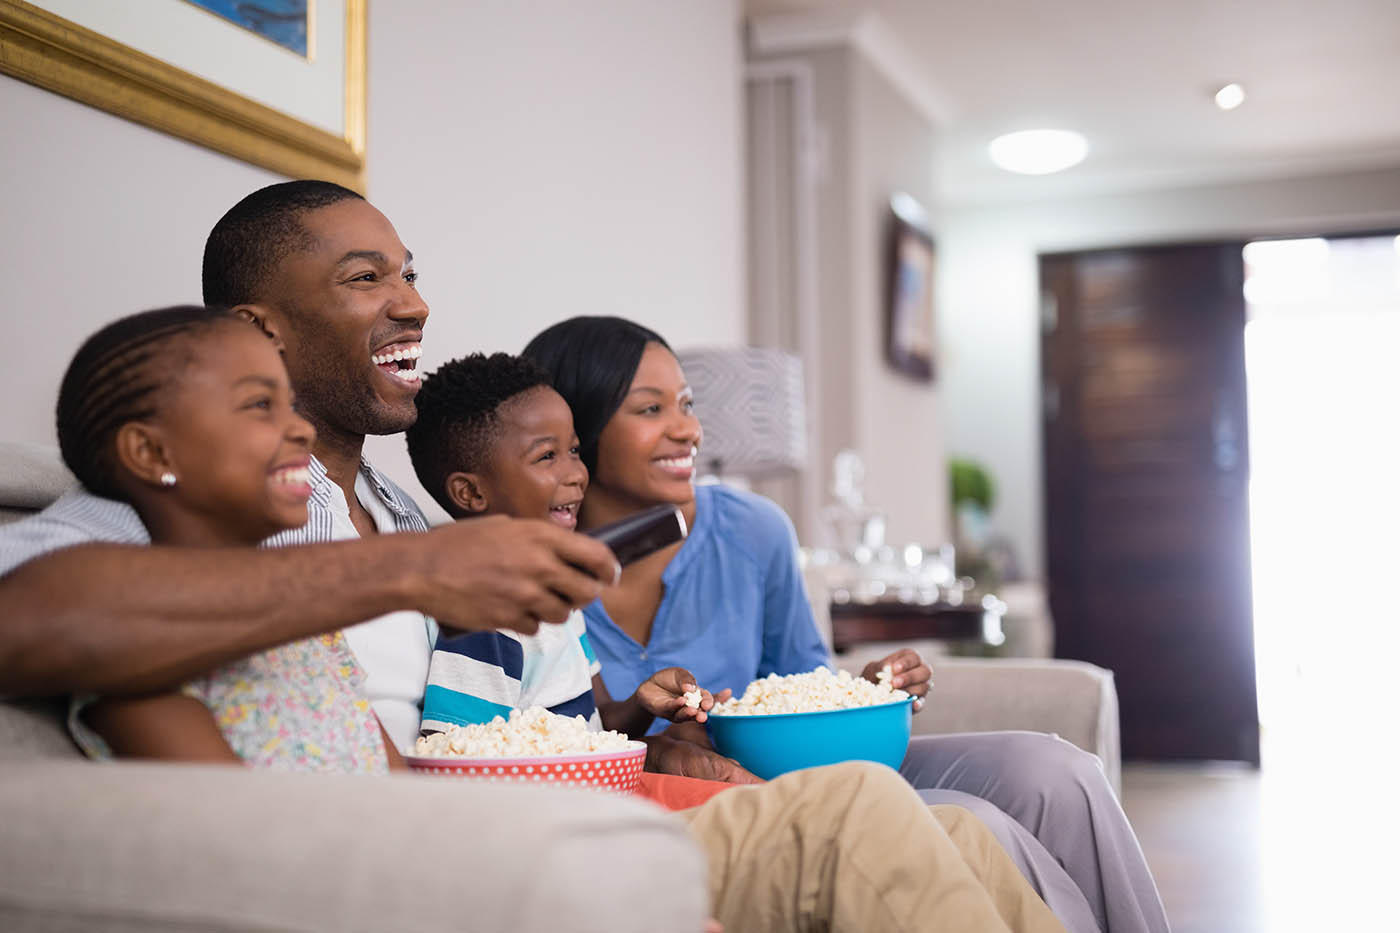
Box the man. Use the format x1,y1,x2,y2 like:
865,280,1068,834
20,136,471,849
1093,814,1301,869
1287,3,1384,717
0,184,615,729
0,181,1071,932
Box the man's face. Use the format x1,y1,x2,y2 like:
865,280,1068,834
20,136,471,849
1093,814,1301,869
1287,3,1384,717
262,198,428,441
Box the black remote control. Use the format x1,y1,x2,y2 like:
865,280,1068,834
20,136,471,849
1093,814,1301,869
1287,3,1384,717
586,504,688,566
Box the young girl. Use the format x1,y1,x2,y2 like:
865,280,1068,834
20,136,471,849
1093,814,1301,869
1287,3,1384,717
522,316,1168,933
59,306,397,774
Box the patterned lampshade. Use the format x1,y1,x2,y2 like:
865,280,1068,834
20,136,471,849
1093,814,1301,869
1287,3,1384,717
675,347,808,479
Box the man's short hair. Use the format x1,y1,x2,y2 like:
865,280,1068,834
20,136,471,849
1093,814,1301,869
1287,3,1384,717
406,353,555,518
202,180,363,308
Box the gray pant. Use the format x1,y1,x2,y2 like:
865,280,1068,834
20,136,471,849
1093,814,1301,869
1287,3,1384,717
901,731,1170,933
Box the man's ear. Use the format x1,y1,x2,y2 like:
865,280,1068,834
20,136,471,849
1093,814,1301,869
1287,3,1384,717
232,303,285,353
113,421,174,489
446,472,491,515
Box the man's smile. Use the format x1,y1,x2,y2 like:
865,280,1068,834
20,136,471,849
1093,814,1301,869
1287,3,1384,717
371,341,422,385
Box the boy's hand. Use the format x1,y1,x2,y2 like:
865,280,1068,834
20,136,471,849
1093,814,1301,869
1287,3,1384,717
635,667,728,724
862,648,931,712
644,732,763,785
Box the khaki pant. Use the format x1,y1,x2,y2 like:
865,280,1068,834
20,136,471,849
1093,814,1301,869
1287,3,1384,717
680,761,1067,933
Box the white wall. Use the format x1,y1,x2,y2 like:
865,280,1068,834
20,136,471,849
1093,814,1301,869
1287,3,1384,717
850,55,947,549
747,44,948,549
0,0,745,515
937,165,1400,579
361,0,745,500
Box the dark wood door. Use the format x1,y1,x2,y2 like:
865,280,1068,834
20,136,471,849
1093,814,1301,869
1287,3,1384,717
1041,243,1259,763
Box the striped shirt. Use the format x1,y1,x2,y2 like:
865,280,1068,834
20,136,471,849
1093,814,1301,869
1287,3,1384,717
420,609,602,735
0,456,438,752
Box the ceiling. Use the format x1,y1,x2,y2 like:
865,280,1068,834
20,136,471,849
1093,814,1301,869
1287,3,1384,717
744,0,1400,205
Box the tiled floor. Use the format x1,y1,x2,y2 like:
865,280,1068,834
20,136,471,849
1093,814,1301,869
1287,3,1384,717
1121,733,1393,933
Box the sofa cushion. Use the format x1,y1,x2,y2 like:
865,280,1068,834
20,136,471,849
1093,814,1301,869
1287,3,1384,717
0,760,706,932
0,698,81,760
0,441,74,513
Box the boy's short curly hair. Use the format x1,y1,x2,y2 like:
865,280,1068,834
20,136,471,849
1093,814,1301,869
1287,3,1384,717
406,352,554,517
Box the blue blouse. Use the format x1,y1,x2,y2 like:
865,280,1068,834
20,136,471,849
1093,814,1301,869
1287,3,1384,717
583,484,832,734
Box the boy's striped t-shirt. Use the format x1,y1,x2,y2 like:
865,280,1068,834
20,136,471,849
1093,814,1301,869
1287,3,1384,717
419,609,602,735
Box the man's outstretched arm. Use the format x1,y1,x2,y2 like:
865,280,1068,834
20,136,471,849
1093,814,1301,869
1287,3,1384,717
0,515,618,698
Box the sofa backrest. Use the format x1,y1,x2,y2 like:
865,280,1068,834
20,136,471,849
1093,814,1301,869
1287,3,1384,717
0,442,84,759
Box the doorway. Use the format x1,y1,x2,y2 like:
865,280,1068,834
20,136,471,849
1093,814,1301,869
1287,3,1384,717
1243,234,1400,759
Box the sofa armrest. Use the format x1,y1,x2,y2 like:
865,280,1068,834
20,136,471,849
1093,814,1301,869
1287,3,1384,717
0,761,707,932
916,658,1120,795
835,649,1121,796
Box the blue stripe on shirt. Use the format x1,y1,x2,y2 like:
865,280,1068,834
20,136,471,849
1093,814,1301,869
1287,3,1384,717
434,631,524,680
578,630,598,667
548,689,598,721
421,684,514,727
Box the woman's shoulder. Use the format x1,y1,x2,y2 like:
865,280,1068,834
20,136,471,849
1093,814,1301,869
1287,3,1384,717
697,484,797,554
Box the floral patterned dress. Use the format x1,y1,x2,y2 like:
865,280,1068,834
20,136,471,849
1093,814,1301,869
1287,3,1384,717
70,632,389,775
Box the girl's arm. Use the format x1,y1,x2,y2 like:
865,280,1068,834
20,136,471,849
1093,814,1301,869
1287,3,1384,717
83,692,239,762
379,721,407,770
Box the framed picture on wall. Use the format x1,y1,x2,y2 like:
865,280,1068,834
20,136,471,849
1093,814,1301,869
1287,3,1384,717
885,192,936,382
0,0,366,190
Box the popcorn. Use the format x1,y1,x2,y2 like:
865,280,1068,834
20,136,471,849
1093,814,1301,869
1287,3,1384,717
682,689,704,710
710,666,910,716
415,706,634,758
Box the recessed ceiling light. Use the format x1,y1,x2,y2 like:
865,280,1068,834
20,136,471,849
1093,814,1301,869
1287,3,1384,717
988,129,1088,175
1215,83,1246,110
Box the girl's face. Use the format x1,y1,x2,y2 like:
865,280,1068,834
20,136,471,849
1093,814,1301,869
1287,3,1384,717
592,342,702,509
147,324,317,546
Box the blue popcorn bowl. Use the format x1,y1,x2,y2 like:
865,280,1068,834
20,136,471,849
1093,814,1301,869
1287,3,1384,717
704,697,915,780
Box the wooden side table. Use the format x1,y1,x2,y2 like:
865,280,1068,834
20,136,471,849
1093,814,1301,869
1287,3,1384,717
828,599,1006,654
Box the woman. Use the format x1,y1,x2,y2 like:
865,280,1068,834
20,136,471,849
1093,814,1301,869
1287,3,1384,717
524,316,1170,933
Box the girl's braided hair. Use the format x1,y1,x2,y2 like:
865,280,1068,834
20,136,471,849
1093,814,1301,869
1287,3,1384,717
56,305,240,499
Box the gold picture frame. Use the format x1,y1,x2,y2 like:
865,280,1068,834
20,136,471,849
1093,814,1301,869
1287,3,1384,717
0,0,366,192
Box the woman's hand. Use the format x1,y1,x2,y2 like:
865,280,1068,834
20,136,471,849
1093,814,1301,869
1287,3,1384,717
635,667,730,724
862,648,932,712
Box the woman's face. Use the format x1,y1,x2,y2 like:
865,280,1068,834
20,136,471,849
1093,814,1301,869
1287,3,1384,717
592,342,702,508
151,324,317,545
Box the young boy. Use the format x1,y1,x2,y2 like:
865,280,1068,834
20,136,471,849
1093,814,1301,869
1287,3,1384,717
406,352,717,738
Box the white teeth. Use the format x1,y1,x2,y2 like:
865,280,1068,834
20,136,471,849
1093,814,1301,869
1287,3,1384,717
372,344,423,366
273,466,310,485
656,456,694,468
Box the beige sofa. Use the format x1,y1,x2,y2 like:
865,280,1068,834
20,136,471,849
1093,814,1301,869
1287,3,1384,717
0,442,707,932
0,440,1122,929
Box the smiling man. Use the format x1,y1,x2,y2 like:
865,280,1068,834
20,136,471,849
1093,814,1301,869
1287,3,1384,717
0,182,619,747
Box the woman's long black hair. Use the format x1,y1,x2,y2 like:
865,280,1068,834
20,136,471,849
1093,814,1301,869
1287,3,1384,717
522,316,670,474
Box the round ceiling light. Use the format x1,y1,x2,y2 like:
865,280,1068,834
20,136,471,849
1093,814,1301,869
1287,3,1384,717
1214,83,1246,110
988,129,1089,175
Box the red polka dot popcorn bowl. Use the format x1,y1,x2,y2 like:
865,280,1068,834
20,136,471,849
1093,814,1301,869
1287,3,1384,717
405,741,647,793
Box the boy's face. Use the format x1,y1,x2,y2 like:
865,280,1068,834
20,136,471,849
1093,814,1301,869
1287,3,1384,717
468,386,587,529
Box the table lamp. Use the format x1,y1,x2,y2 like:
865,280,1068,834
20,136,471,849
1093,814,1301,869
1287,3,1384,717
674,347,808,482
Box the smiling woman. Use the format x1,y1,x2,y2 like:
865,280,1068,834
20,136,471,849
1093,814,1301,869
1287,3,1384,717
524,315,1172,933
